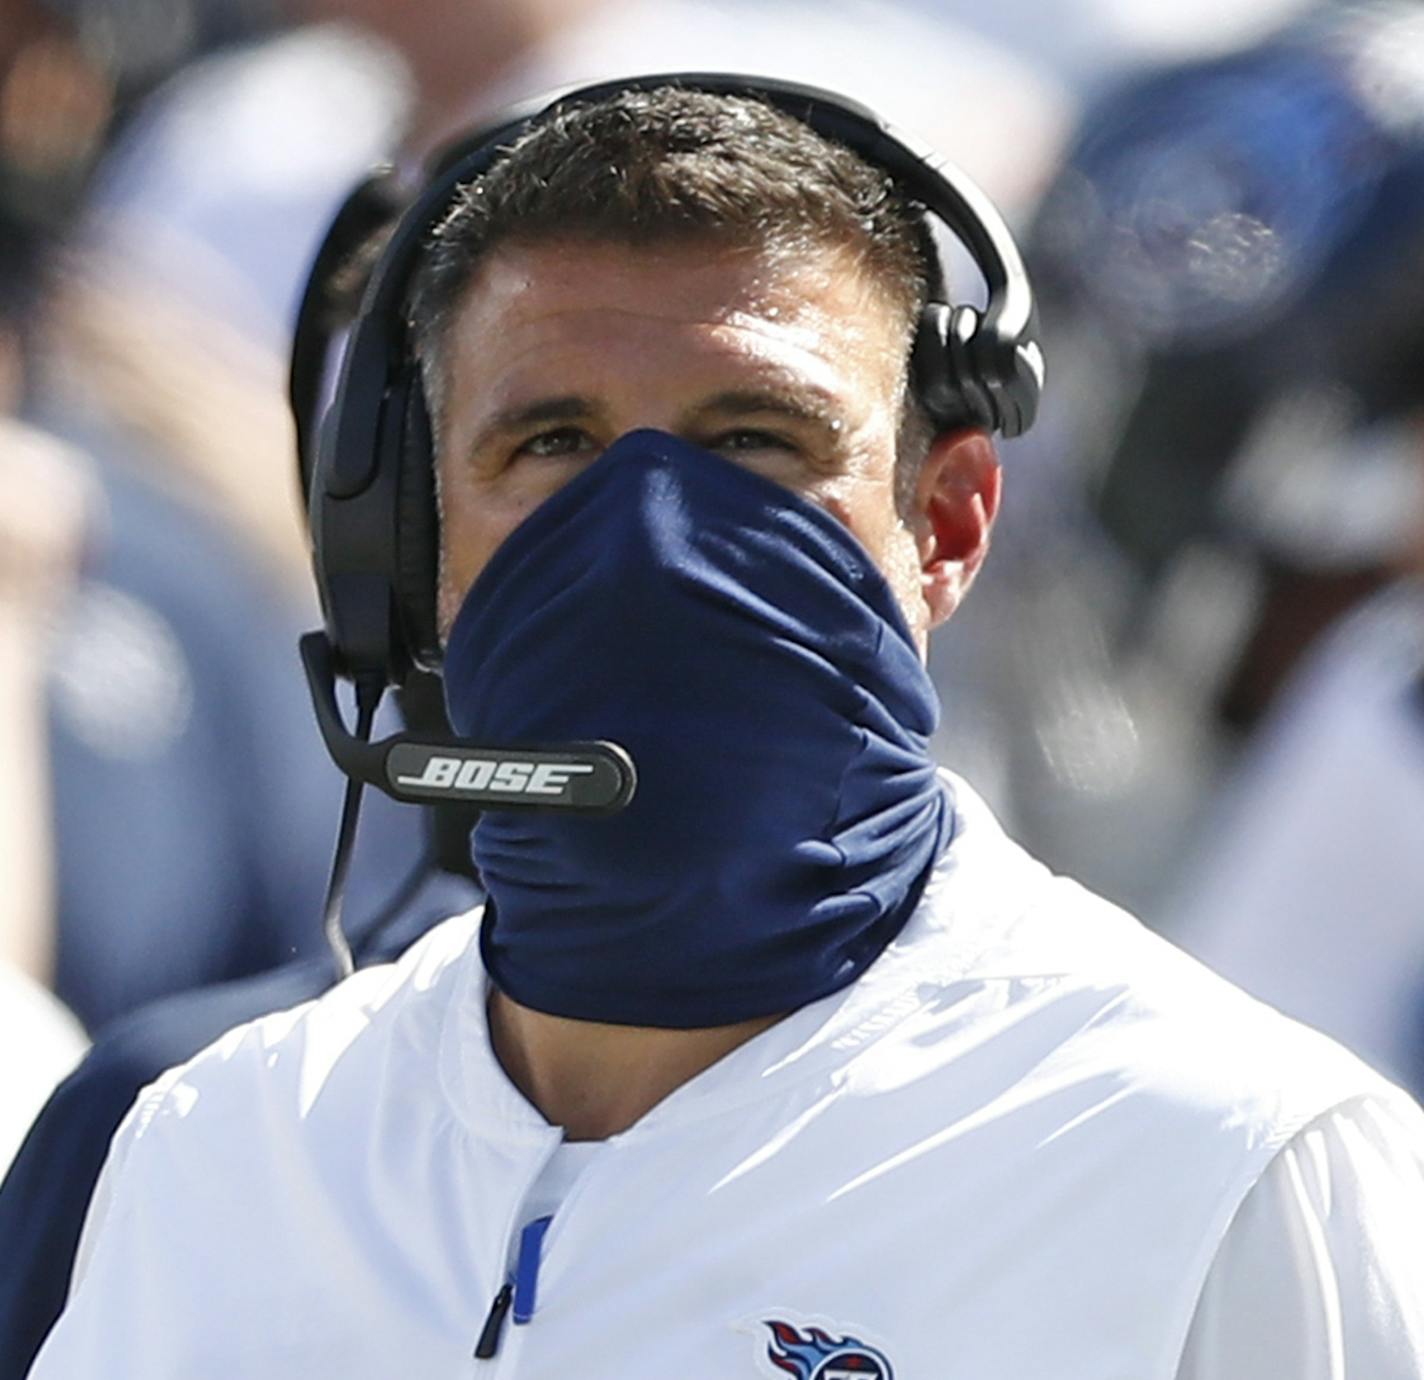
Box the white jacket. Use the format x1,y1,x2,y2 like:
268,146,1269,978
31,779,1424,1378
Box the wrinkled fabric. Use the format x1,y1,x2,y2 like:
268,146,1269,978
443,430,951,1027
31,780,1424,1380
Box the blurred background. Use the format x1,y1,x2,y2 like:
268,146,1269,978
1,0,1421,1175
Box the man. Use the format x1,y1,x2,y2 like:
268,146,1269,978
31,81,1424,1378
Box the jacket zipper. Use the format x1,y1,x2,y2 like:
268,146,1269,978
473,1284,512,1360
473,1215,553,1361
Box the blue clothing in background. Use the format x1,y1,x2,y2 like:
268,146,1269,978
45,451,424,1031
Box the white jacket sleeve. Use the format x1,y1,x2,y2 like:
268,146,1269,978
1177,1093,1424,1380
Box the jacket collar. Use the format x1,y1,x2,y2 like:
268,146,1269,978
435,775,1044,1145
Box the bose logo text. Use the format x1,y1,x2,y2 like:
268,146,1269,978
394,756,597,796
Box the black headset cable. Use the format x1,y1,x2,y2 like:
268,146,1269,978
321,676,384,982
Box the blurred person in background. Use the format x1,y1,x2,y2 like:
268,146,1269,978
897,0,1317,99
0,9,444,1370
941,0,1424,1102
0,187,90,1184
0,0,436,1034
1141,68,1424,1092
1164,535,1424,1096
931,0,1424,929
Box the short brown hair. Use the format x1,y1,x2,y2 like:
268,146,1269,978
407,85,933,431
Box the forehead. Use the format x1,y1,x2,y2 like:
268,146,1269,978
436,237,908,408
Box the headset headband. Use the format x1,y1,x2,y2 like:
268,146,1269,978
295,71,1045,692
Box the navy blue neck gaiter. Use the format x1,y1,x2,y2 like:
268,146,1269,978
443,430,952,1028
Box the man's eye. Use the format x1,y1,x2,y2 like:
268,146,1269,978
712,429,793,453
519,428,594,458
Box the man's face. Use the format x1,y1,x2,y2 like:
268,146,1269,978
434,236,930,642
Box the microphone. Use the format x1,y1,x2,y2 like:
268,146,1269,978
299,632,637,814
300,632,637,982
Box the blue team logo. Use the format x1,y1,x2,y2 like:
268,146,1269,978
762,1320,893,1380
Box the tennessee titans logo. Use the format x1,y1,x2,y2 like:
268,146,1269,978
763,1320,893,1380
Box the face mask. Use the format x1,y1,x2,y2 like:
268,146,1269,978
443,430,952,1028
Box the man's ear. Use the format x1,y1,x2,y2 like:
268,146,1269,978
912,427,1001,629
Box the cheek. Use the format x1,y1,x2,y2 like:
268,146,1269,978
819,472,901,565
436,462,592,636
879,527,929,639
436,528,481,642
821,481,925,635
435,485,524,640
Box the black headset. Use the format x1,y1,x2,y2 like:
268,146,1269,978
290,74,1044,971
292,71,1044,698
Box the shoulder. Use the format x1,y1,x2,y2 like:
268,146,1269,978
908,776,1401,1141
111,907,481,1170
68,908,482,1288
15,946,352,1202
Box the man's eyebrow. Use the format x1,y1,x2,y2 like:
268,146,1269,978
469,395,596,452
690,388,845,433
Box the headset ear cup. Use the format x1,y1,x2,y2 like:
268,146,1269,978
913,303,995,432
394,372,443,672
